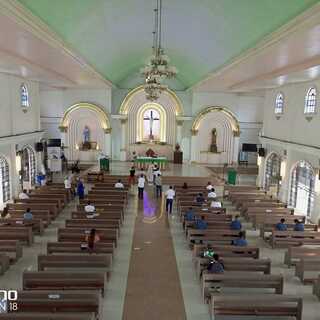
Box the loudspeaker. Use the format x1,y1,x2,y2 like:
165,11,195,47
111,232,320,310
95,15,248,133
35,142,44,152
258,148,265,157
47,139,61,147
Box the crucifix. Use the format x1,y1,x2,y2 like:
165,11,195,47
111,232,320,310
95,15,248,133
144,110,159,141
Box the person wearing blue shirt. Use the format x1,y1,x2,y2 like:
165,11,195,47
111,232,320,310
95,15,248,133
207,253,224,274
275,218,287,231
196,193,205,204
294,219,305,231
184,207,195,221
195,216,208,230
77,179,85,199
232,231,248,246
230,215,242,230
23,208,33,221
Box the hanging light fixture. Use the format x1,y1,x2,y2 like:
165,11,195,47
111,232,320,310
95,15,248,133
141,0,177,101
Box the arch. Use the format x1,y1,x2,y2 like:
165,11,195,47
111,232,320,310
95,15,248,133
264,151,282,190
21,145,36,185
289,160,315,217
304,87,317,114
275,92,284,114
191,106,240,136
0,155,11,204
60,103,111,132
119,85,184,116
21,84,30,108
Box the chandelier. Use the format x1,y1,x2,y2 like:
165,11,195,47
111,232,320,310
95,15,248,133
141,0,177,101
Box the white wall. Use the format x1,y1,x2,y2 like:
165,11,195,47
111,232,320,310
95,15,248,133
0,74,42,202
259,79,320,222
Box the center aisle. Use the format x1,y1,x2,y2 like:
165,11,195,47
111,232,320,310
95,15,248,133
122,185,187,320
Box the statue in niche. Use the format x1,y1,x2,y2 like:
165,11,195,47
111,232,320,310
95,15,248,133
209,128,218,153
83,126,90,143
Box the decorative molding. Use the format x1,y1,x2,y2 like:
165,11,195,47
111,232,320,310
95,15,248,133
0,0,114,88
233,130,240,137
191,106,240,135
119,85,184,116
191,129,198,136
104,128,112,134
120,119,127,125
176,120,183,126
0,130,44,146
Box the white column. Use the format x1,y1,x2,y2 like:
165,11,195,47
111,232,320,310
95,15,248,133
104,129,112,158
232,136,240,164
190,130,198,162
176,120,183,145
120,119,127,161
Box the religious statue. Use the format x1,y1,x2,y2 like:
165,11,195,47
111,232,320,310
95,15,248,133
210,128,218,153
83,126,90,143
144,110,159,141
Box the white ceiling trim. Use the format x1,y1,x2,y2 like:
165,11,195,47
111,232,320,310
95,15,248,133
191,2,320,92
0,0,115,88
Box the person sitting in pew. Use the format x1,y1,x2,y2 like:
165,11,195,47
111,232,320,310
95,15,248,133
182,182,188,189
77,179,85,199
206,182,213,190
84,201,96,215
23,208,33,221
276,218,288,231
232,231,248,246
1,206,10,219
207,253,225,274
210,198,222,208
208,188,217,198
294,219,305,231
184,207,195,221
18,189,29,199
85,228,100,252
195,216,208,230
230,215,242,230
196,193,206,204
203,243,214,258
115,179,124,189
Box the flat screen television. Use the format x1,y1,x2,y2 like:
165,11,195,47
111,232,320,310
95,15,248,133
47,139,61,147
242,143,257,152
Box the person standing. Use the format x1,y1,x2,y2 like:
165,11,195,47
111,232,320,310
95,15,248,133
137,174,145,199
128,166,136,186
165,186,175,214
77,179,85,200
155,173,162,198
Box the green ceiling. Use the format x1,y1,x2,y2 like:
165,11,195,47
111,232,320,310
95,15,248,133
18,0,320,88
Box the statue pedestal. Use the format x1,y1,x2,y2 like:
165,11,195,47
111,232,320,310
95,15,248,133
174,151,183,164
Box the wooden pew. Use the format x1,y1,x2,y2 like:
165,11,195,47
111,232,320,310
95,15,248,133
0,253,10,275
38,254,112,273
0,240,23,262
192,244,260,259
47,242,114,255
270,230,320,248
58,228,118,247
250,212,303,229
197,257,271,278
29,193,67,206
188,229,245,246
15,198,62,211
0,218,44,235
260,223,318,240
242,203,288,216
210,295,302,320
65,219,120,232
8,203,58,219
295,258,320,283
312,275,320,300
284,247,320,267
8,290,99,318
72,211,123,223
23,271,106,296
8,210,52,226
202,272,284,301
184,220,234,236
224,185,260,197
0,226,33,245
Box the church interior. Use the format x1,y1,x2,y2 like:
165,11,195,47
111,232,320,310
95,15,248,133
1,0,320,319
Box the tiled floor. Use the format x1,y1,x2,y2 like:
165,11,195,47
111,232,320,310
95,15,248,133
1,162,320,319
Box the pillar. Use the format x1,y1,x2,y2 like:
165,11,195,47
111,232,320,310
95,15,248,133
190,130,198,162
104,129,112,158
120,119,127,161
176,120,183,145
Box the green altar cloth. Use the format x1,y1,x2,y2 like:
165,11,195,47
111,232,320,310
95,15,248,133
134,157,168,169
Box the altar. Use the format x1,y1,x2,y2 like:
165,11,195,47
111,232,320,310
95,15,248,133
134,157,168,170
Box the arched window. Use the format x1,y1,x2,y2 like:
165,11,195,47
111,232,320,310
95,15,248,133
0,156,10,204
143,109,161,141
275,93,284,114
264,153,281,191
21,146,36,186
21,84,30,108
289,160,315,216
304,87,316,114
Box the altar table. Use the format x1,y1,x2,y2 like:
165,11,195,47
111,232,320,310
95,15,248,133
134,157,168,170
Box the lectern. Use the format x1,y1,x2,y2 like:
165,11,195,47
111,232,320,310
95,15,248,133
174,151,183,164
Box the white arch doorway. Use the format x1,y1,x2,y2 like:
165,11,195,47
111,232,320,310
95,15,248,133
21,145,36,187
264,152,282,192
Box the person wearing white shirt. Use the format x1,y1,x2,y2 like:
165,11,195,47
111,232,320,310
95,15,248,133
64,176,71,189
19,190,29,200
206,182,213,190
114,179,124,189
210,198,222,208
165,186,175,214
208,188,217,198
138,174,145,199
84,201,96,213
